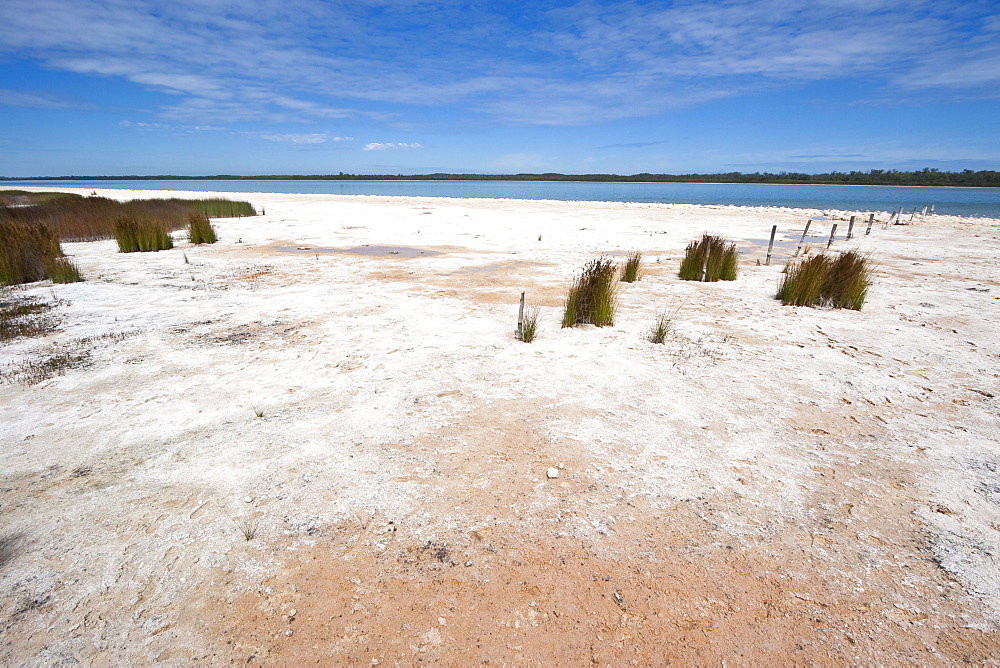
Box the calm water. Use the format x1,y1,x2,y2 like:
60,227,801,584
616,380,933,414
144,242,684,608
5,179,1000,217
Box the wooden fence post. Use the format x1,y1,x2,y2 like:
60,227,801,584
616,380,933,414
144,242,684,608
866,213,875,235
795,220,812,257
827,224,838,249
847,215,856,240
516,291,525,340
765,224,777,265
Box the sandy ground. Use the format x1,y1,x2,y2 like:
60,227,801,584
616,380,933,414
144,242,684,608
1,189,999,663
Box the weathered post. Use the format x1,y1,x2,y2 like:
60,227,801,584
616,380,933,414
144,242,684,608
827,224,838,249
866,213,875,235
930,204,935,214
921,205,928,215
847,215,856,240
765,224,777,265
516,291,525,340
795,220,813,256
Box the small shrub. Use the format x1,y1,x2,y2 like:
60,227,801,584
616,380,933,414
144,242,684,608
187,211,218,244
47,257,83,283
562,257,618,328
621,251,642,283
679,235,738,282
519,306,540,343
114,215,173,253
777,250,872,310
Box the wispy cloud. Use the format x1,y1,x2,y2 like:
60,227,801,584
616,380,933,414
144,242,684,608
0,88,85,109
598,140,668,150
0,0,997,129
363,142,423,151
259,133,353,144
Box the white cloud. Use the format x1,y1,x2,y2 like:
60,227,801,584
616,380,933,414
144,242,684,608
260,133,353,144
363,142,424,151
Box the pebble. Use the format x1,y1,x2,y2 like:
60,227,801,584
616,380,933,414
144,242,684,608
288,608,297,619
285,629,293,637
244,496,253,503
546,467,559,479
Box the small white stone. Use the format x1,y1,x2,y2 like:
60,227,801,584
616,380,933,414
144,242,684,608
546,467,559,479
285,629,293,637
438,616,447,626
288,609,297,618
244,496,253,503
557,462,565,469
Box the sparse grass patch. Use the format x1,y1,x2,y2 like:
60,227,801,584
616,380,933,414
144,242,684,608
1,350,88,385
519,306,540,343
0,293,58,342
236,517,259,541
648,305,680,344
679,234,738,282
562,257,618,328
777,250,873,310
114,215,174,253
621,251,642,283
187,211,218,244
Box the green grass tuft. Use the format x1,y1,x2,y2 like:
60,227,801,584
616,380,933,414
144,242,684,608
679,235,738,282
777,250,872,310
47,257,83,283
562,257,618,328
187,211,218,244
647,305,680,344
114,215,174,253
621,251,642,283
519,306,540,342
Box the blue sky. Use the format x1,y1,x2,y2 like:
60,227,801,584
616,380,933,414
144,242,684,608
1,0,998,176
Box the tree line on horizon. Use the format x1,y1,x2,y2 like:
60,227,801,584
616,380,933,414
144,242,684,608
3,168,999,188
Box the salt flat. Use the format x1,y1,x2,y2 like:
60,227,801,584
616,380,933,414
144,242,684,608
2,188,999,663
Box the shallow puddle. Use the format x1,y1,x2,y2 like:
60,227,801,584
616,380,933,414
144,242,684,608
273,245,440,257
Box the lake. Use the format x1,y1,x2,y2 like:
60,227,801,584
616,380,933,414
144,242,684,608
4,179,1000,217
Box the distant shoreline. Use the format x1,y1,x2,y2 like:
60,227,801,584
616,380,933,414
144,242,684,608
3,169,1000,188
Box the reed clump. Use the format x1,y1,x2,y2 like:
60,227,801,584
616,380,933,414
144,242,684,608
777,250,872,310
187,212,218,244
114,215,174,253
621,251,642,283
679,234,738,282
47,257,83,284
562,257,618,328
0,219,64,285
1,193,256,242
